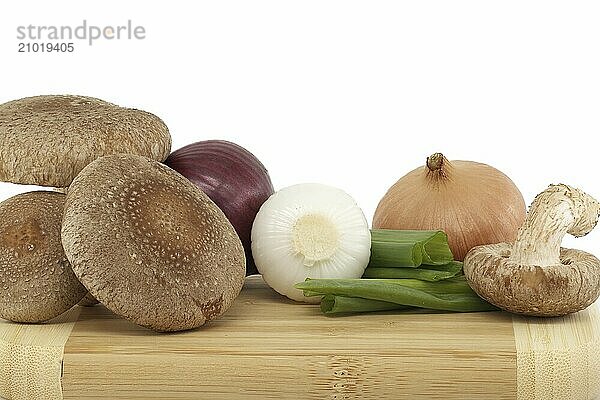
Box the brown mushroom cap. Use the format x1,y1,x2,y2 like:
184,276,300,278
464,243,600,316
77,292,99,307
464,184,600,317
0,191,87,322
61,154,246,332
0,95,171,187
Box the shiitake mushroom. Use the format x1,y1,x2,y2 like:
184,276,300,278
0,191,87,322
61,154,246,332
0,94,171,188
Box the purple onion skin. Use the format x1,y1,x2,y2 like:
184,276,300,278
165,140,274,276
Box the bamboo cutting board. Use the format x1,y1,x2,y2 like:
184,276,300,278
1,276,599,400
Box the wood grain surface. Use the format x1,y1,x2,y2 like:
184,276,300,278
61,276,518,399
2,276,599,400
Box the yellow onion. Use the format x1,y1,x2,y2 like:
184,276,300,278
373,153,526,261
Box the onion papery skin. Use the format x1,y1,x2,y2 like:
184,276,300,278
251,183,372,303
373,154,526,261
165,140,274,275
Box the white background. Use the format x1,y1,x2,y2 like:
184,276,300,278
0,1,599,254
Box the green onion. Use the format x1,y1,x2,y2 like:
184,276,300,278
320,295,408,314
320,295,486,315
298,230,492,316
302,277,473,296
363,261,463,281
369,229,453,267
295,278,496,312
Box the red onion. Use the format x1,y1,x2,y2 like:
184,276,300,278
165,140,274,275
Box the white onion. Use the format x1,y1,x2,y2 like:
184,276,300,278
251,183,371,302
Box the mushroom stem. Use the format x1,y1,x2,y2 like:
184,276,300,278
509,184,600,267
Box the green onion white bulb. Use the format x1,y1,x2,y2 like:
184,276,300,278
251,183,371,302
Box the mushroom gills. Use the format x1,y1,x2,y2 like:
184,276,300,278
464,184,600,317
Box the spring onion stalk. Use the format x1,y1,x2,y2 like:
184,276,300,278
321,296,458,315
294,278,497,312
301,276,474,296
321,295,409,314
363,261,463,281
369,230,453,267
